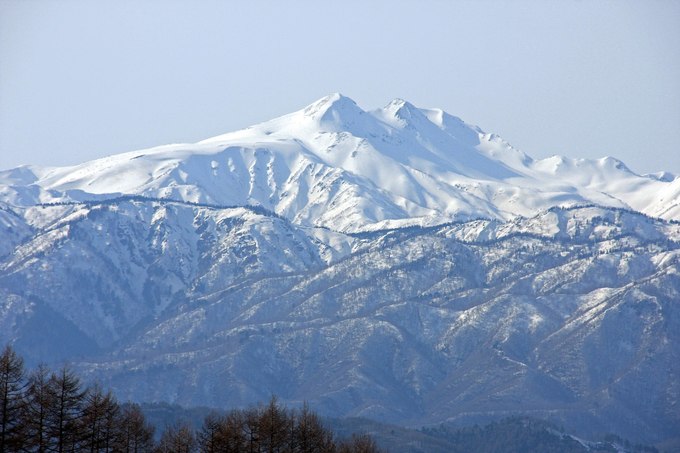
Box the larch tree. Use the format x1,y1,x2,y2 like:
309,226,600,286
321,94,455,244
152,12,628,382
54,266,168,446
337,433,384,453
46,365,86,452
23,364,53,453
80,384,119,453
0,345,26,453
259,396,289,453
242,407,261,453
116,403,155,453
294,402,335,453
221,409,247,452
154,421,194,453
196,412,223,453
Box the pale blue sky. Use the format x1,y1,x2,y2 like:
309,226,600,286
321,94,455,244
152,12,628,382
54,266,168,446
1,0,679,175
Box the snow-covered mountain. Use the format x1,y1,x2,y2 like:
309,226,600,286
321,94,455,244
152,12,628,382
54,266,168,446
2,94,679,231
1,95,678,444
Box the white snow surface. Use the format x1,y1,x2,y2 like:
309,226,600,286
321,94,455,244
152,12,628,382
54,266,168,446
1,93,678,232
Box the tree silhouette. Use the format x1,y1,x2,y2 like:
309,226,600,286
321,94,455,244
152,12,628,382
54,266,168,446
46,365,86,452
338,433,384,453
0,345,26,453
23,364,53,453
196,412,222,453
116,404,155,453
293,402,334,453
259,397,288,453
154,421,194,453
80,384,119,452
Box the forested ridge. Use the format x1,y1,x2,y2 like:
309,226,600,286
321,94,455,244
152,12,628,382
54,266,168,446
0,345,381,452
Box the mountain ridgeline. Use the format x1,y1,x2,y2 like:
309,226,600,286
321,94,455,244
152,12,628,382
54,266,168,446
0,95,678,446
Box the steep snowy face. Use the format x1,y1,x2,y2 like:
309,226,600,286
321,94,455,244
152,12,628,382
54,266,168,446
0,199,362,353
1,94,677,231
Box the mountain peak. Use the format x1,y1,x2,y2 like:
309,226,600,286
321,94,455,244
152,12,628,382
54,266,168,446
375,98,434,132
383,98,420,119
302,93,365,128
385,97,415,110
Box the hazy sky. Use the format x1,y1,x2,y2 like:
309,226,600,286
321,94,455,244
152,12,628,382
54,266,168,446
1,0,679,175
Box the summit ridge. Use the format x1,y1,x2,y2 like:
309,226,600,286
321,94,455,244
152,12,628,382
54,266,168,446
1,94,678,231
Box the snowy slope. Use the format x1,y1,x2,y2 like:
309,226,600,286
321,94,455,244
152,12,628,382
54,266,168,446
1,94,677,231
0,199,361,350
